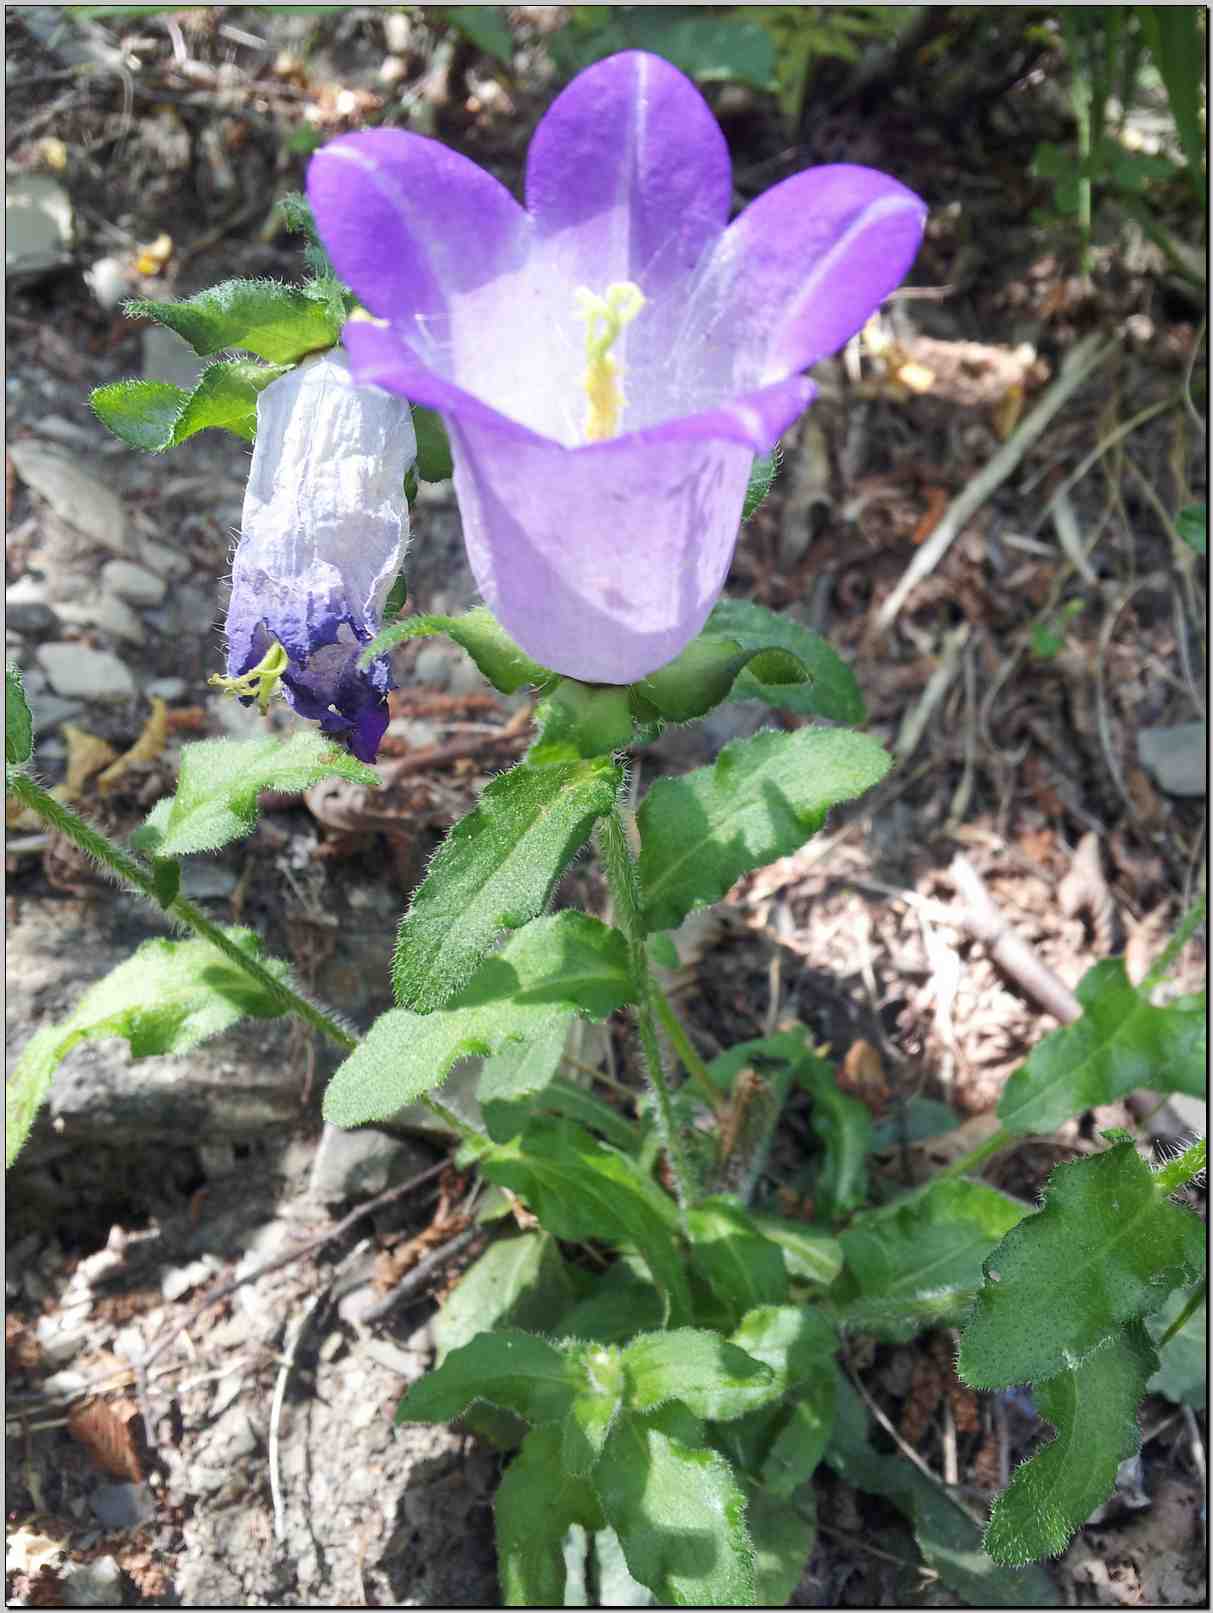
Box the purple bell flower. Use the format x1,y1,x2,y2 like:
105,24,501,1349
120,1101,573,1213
219,351,416,763
308,50,925,686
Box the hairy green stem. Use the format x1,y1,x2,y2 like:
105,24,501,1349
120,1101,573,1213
598,809,697,1217
650,988,726,1116
1154,1137,1206,1196
1155,1280,1206,1351
8,771,481,1143
1142,892,1207,992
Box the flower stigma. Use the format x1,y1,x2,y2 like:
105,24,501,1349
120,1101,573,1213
209,638,289,715
574,280,645,442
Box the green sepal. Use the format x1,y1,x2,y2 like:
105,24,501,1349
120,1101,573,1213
124,277,339,363
150,857,180,911
358,607,552,694
629,634,809,725
413,404,454,481
530,680,635,763
742,450,779,519
707,597,866,723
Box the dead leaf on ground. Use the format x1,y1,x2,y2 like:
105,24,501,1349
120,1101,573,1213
66,1397,145,1482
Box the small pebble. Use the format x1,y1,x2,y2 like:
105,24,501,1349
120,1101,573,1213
37,643,135,702
101,559,167,606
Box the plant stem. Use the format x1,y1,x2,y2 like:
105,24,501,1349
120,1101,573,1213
7,770,482,1143
1155,1137,1206,1196
1142,892,1207,992
650,989,727,1116
934,1125,1015,1181
598,809,697,1217
1155,1280,1206,1351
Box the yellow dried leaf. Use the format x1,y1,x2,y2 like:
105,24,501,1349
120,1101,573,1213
896,361,936,394
98,698,168,794
60,725,119,799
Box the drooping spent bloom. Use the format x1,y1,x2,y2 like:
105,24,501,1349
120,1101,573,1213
309,51,925,686
216,351,416,762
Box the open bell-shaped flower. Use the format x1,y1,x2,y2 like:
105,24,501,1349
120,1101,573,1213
218,351,416,762
307,50,926,686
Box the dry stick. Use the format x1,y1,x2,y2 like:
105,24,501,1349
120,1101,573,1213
843,1361,987,1527
874,332,1118,635
948,854,1081,1026
269,1288,327,1542
355,1225,480,1324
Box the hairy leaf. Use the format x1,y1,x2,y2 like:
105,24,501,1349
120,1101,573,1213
323,914,634,1127
432,1232,577,1362
496,1425,604,1606
135,731,378,859
94,358,288,453
396,1329,579,1426
126,277,338,362
747,1214,843,1287
593,1404,756,1607
560,1257,665,1344
1146,1286,1206,1409
796,1051,873,1218
637,726,891,933
687,1199,788,1324
985,1323,1157,1566
726,1305,840,1496
482,1117,690,1325
745,1484,816,1607
6,663,33,766
630,635,810,726
999,958,1207,1134
834,1177,1027,1342
562,1344,625,1477
359,607,550,694
708,597,866,723
958,1141,1205,1389
6,931,287,1167
393,758,618,1011
621,1329,777,1422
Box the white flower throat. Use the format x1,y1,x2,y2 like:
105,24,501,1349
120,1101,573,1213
574,281,645,443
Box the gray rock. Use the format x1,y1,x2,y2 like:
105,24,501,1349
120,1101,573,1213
1138,722,1207,798
309,1123,434,1202
4,574,57,634
137,537,193,579
101,559,167,606
60,1555,126,1608
142,324,205,392
37,642,135,701
179,862,239,901
8,441,128,553
30,695,84,732
413,643,452,689
90,1482,154,1531
5,173,73,278
146,675,187,701
57,593,145,646
161,1254,223,1302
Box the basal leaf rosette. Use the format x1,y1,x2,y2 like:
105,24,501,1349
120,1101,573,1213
308,50,925,687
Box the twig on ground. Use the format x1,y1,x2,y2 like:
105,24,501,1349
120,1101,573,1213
269,1288,327,1542
355,1226,480,1324
895,621,970,760
948,855,1082,1025
874,332,1117,634
1182,1405,1207,1503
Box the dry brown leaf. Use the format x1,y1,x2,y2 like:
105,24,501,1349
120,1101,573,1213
66,1396,144,1482
839,1039,889,1115
97,698,168,795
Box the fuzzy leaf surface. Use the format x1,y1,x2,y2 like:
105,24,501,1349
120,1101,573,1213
747,1214,843,1286
593,1404,756,1607
135,731,378,859
396,1329,579,1426
482,1117,689,1324
687,1198,789,1324
360,607,550,693
495,1425,604,1606
637,726,891,933
393,758,619,1011
630,635,809,725
998,958,1207,1134
6,663,33,766
708,597,866,722
745,1485,816,1607
561,1344,625,1476
833,1177,1027,1342
432,1233,577,1362
621,1329,777,1422
95,359,291,452
323,914,633,1127
126,277,338,361
958,1141,1205,1389
984,1323,1157,1566
796,1050,873,1218
6,931,287,1166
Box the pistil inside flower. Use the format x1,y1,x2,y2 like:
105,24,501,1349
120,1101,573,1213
574,280,645,442
209,638,289,714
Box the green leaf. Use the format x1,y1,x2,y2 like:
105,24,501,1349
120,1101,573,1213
796,1051,873,1218
134,731,379,859
985,1323,1157,1566
486,1075,638,1153
833,1177,1028,1342
92,360,291,451
621,1329,777,1422
530,679,634,764
562,1343,625,1476
1137,6,1206,190
6,931,287,1167
593,1404,756,1607
745,1484,815,1607
393,758,619,1011
687,1199,789,1324
742,451,778,520
432,1232,577,1362
125,278,338,363
496,1425,604,1606
1146,1286,1206,1409
958,1141,1206,1389
592,1527,654,1607
637,726,891,933
998,958,1207,1134
630,636,810,727
478,1016,570,1142
482,1117,691,1325
412,405,453,482
560,1257,665,1344
727,1305,840,1496
396,1328,579,1426
443,3,513,62
551,10,775,90
826,1379,1059,1606
359,607,551,694
707,598,867,723
730,1303,839,1396
747,1215,843,1287
5,663,33,767
1175,503,1207,556
323,913,634,1127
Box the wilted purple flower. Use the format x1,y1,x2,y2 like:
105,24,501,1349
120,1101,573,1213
309,51,925,685
218,352,416,762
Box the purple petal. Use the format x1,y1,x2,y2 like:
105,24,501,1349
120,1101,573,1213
224,353,415,760
525,50,732,300
447,416,754,685
688,165,927,382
